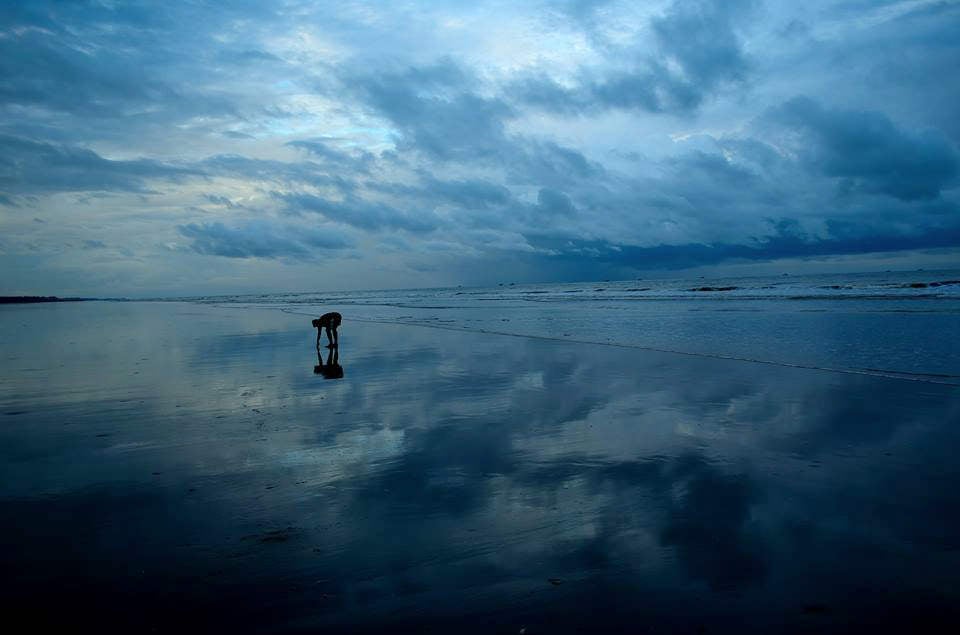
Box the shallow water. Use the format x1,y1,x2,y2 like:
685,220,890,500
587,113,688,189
2,301,959,633
186,269,960,380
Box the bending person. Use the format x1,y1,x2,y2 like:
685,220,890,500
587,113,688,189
312,312,342,348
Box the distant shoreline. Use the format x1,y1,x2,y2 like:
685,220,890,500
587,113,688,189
0,296,89,304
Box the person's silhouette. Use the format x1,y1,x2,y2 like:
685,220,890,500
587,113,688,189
314,345,344,379
312,312,341,348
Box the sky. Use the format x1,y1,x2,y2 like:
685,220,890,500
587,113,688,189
1,0,958,296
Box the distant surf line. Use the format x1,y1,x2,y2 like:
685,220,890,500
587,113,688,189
266,306,960,387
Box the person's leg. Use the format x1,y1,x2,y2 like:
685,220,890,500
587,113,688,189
326,326,334,347
332,326,339,347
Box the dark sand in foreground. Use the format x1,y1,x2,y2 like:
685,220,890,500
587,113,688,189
2,301,959,633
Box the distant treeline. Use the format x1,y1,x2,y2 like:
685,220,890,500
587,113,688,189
0,296,88,304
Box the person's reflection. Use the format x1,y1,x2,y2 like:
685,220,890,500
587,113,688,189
314,344,344,379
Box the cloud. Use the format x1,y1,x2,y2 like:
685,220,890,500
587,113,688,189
0,2,258,159
177,220,354,259
514,139,604,185
286,139,374,174
650,0,754,93
514,0,755,115
348,59,603,189
202,194,242,209
658,455,766,590
8,312,960,627
0,21,177,117
351,60,514,161
420,176,512,209
533,222,960,271
770,96,959,200
200,155,356,193
536,188,577,217
792,1,960,143
221,131,255,140
276,192,441,234
0,135,196,195
2,0,959,292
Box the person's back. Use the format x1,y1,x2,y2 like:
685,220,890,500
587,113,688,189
315,312,341,329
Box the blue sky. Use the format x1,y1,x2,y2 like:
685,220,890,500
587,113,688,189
1,0,958,296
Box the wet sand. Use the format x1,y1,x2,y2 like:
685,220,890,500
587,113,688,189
2,301,959,633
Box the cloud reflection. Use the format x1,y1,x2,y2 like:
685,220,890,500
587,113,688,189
1,303,959,631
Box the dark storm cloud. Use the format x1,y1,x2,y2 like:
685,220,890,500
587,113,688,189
351,60,513,161
514,0,755,115
668,149,759,188
0,19,182,117
350,59,602,187
286,140,375,175
590,66,703,113
532,222,960,271
0,1,268,141
514,139,604,184
221,131,255,140
509,75,593,116
200,155,356,193
767,1,960,144
246,76,959,272
510,68,692,116
202,194,242,209
276,192,441,234
177,220,354,260
650,0,754,92
558,0,615,23
536,188,577,217
490,92,960,272
3,0,959,290
771,97,959,201
225,49,281,64
366,175,515,223
420,176,512,209
355,177,590,244
0,135,196,195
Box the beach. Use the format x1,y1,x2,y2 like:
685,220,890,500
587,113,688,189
2,300,960,633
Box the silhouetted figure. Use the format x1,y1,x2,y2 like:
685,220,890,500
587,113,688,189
314,345,344,379
312,312,341,348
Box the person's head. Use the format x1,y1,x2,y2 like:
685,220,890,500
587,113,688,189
311,318,320,328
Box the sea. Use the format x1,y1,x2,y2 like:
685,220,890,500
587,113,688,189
182,268,960,383
4,271,960,631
